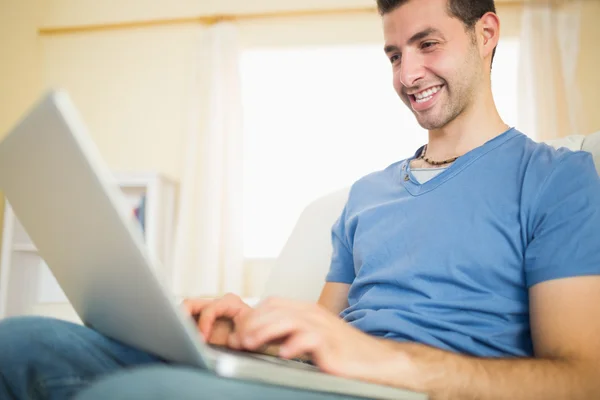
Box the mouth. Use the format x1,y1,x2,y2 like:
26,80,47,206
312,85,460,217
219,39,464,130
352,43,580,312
408,85,444,111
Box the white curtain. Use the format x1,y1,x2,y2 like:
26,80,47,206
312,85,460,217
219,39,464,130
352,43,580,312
170,22,244,299
518,1,583,141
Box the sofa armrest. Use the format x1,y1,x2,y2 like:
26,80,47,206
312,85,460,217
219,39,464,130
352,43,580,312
261,187,349,302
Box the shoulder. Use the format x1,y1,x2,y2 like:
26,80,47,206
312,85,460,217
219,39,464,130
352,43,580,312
522,136,597,192
505,131,597,193
514,133,600,232
345,160,405,206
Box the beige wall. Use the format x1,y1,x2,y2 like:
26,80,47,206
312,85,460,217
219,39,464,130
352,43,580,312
0,0,43,266
577,0,600,135
0,0,42,135
41,26,202,179
40,0,376,28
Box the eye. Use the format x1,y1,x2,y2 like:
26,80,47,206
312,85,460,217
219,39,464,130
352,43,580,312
389,54,401,64
421,41,438,50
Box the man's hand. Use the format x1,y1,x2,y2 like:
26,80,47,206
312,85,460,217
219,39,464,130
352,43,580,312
182,293,251,346
229,297,409,383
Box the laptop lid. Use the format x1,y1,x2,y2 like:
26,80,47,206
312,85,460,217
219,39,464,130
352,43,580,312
0,90,210,368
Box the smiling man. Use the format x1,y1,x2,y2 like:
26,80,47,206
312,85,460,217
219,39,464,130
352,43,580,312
1,0,600,399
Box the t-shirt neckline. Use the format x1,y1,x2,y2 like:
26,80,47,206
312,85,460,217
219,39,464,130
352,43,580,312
398,127,519,196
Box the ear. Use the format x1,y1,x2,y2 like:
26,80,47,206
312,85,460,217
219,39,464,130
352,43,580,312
477,12,500,63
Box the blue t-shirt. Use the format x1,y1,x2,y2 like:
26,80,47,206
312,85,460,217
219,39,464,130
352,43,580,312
326,128,600,358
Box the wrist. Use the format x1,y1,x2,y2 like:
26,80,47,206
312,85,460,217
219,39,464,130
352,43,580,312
379,340,447,394
371,340,425,391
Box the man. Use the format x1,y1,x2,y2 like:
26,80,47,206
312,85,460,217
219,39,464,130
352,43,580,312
2,0,600,398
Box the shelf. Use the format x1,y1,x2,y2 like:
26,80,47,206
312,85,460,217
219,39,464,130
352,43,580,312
114,172,177,189
1,171,178,319
12,244,37,252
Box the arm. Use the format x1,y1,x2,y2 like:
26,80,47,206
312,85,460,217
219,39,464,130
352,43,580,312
231,276,600,399
234,155,600,395
380,276,600,399
317,282,350,314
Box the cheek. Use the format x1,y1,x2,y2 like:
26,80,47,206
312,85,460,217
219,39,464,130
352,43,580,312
426,49,468,84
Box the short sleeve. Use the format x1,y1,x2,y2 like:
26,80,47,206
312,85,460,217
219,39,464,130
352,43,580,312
525,151,600,287
325,205,355,284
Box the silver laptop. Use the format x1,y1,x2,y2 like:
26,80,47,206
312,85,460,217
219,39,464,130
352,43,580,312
0,90,426,400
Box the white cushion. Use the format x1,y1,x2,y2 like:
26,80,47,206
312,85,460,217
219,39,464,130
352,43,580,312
262,133,600,302
261,187,349,301
545,134,586,151
583,131,600,174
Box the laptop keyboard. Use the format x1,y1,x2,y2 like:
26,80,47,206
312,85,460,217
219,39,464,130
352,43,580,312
208,344,321,372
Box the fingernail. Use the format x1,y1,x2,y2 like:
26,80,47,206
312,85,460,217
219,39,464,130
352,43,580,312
229,335,239,348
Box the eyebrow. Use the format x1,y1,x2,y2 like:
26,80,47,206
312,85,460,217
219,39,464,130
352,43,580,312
384,27,443,54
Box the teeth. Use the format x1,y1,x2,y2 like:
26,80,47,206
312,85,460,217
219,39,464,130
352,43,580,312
414,85,441,100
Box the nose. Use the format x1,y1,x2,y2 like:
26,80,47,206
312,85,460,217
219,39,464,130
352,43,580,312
399,51,425,89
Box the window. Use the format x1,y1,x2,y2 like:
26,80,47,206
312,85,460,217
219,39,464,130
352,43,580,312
241,39,521,259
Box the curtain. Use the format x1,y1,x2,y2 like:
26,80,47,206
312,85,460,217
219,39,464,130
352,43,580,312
170,22,244,299
518,1,583,141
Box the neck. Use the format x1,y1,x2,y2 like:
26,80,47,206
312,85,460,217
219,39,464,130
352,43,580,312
425,85,508,161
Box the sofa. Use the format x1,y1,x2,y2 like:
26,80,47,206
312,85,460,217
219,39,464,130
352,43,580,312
261,131,600,302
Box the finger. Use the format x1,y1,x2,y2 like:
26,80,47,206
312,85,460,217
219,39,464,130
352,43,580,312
257,342,286,357
255,298,328,328
278,331,322,361
237,300,296,331
207,318,235,346
237,301,318,339
198,300,246,339
181,298,212,315
234,307,284,340
240,314,308,351
228,332,242,349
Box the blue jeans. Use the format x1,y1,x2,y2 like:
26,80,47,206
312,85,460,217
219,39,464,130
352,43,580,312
0,316,366,400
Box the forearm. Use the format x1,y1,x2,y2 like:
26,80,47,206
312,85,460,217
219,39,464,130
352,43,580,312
385,341,600,400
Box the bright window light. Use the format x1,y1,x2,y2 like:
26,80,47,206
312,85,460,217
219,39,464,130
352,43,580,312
241,39,521,258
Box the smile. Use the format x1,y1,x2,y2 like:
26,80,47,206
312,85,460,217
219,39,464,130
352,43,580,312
413,85,443,103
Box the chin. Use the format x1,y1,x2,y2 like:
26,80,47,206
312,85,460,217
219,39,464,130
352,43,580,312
416,116,447,130
416,107,460,130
